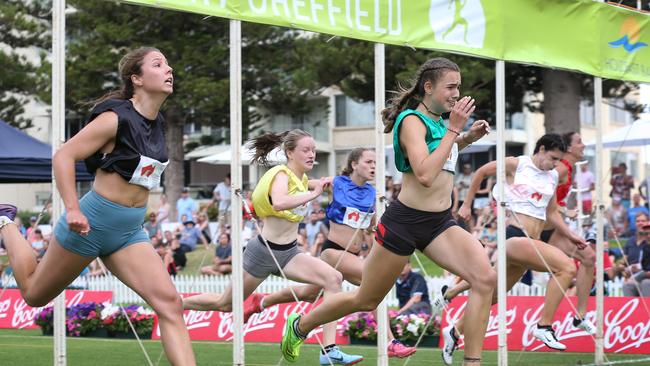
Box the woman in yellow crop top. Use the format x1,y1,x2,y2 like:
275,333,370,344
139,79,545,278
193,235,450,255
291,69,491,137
0,48,195,365
181,129,361,362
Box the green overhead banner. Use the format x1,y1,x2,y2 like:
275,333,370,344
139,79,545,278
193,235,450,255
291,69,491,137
121,0,650,82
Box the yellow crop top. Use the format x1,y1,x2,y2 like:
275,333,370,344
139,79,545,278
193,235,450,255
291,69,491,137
252,165,310,223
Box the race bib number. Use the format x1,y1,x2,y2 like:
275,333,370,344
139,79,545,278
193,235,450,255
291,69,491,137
342,207,373,229
442,143,459,173
129,156,169,190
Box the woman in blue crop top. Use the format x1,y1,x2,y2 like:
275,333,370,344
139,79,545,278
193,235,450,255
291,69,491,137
247,148,417,358
281,58,494,365
0,47,195,365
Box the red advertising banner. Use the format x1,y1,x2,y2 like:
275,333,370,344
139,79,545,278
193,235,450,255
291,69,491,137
442,296,650,354
0,289,113,330
152,294,349,344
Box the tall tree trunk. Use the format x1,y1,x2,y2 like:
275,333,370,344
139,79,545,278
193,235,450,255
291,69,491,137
164,107,184,222
542,69,581,135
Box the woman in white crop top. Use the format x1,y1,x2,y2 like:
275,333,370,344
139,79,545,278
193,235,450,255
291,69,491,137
441,134,588,357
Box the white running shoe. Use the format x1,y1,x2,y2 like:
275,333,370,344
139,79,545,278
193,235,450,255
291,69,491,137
441,324,459,365
574,317,596,335
432,285,450,314
532,325,566,350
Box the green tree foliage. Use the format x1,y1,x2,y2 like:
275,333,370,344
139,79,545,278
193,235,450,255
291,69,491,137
0,0,50,129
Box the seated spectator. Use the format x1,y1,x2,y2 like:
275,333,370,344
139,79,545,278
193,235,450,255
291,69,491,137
304,212,327,248
162,230,174,245
479,219,498,264
310,232,326,257
623,224,650,296
605,197,628,239
143,212,162,240
627,194,649,237
154,241,176,276
29,229,46,259
396,260,432,316
173,219,209,269
624,216,648,267
201,233,232,275
196,212,212,244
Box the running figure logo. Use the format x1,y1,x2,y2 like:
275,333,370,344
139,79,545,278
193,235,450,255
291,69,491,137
429,0,485,48
140,164,155,177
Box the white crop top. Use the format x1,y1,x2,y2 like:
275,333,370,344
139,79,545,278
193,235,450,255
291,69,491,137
492,156,558,221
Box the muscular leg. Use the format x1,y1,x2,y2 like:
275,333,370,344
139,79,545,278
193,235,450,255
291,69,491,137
262,284,321,308
102,243,195,366
421,226,496,360
1,224,93,306
183,271,265,312
548,230,596,317
297,244,409,335
282,253,343,349
506,237,576,325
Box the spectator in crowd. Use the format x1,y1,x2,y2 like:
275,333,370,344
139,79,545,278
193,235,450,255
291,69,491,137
201,233,232,275
610,163,635,209
143,212,162,240
453,163,474,227
13,217,26,237
627,193,649,237
303,212,327,249
162,230,174,245
622,224,650,296
396,260,432,316
479,219,498,264
576,162,595,214
196,212,212,244
309,232,326,257
156,193,171,224
472,206,493,236
173,219,208,269
605,197,628,239
624,213,649,267
213,173,231,226
25,216,38,240
640,176,650,209
176,187,197,223
154,241,176,276
316,208,329,230
385,176,395,204
29,229,46,259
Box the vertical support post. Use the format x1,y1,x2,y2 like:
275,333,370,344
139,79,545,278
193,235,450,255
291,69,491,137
230,19,245,366
52,1,67,365
594,76,605,365
495,60,508,366
374,42,388,366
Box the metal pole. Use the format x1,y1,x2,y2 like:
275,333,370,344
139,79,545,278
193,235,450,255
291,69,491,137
374,42,388,366
52,0,67,365
495,60,508,366
229,19,245,366
594,76,605,366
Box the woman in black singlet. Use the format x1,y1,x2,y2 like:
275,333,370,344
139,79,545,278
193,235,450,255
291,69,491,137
0,47,195,366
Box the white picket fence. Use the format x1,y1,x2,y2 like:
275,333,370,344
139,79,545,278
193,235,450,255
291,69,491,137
1,274,628,305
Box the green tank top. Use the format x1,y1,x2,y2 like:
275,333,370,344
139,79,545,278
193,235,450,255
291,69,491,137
392,109,458,174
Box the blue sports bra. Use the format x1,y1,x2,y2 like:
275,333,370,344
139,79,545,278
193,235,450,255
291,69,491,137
326,175,375,229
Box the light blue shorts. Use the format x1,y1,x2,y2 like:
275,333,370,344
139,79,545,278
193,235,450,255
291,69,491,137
54,190,149,257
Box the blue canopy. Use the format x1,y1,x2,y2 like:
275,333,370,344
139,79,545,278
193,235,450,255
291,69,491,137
0,119,94,183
